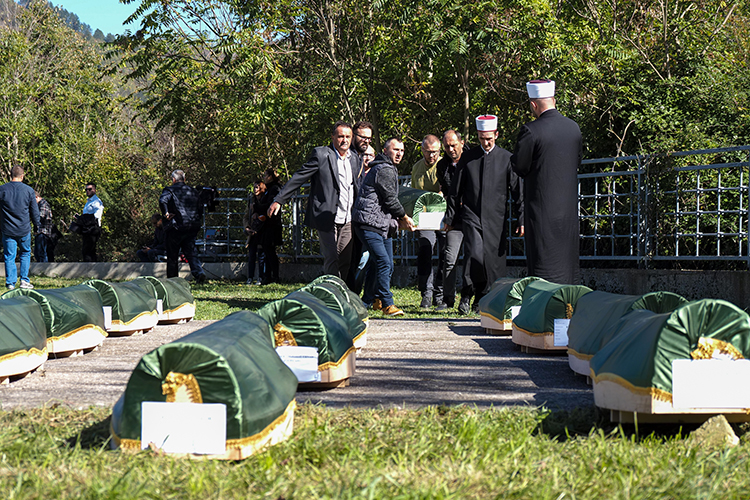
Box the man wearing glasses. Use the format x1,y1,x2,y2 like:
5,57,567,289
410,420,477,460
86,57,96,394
411,134,444,310
81,182,103,262
352,121,374,157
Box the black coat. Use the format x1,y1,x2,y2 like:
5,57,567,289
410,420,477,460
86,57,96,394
256,181,283,246
445,145,523,288
274,144,360,232
159,182,203,232
511,108,581,284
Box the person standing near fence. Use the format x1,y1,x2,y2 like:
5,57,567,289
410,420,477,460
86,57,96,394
268,121,360,279
257,168,283,284
511,79,581,285
159,169,208,283
0,165,39,290
34,190,52,263
244,179,266,285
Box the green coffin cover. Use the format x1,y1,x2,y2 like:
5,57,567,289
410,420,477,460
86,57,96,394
397,186,446,227
111,310,297,447
478,276,546,323
568,290,688,360
141,276,194,312
84,279,158,324
295,284,366,343
590,298,750,401
2,285,106,341
309,275,368,324
0,296,47,359
513,280,593,335
256,291,354,370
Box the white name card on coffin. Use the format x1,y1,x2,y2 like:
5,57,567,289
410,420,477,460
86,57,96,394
102,306,112,330
672,359,750,409
417,212,445,231
276,346,321,382
141,402,227,455
553,318,571,347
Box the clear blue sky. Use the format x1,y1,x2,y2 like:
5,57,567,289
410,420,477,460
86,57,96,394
51,1,140,35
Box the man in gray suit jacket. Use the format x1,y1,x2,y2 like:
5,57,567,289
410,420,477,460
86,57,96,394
269,121,360,278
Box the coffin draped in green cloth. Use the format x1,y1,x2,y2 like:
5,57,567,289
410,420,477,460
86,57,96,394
84,279,158,325
513,280,593,334
111,310,297,445
309,275,368,324
567,290,688,360
294,284,366,342
2,285,106,341
397,186,446,227
478,276,546,323
590,299,750,398
256,291,354,369
0,296,47,359
141,276,194,312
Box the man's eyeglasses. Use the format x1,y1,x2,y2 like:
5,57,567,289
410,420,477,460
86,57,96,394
356,134,372,142
85,187,94,191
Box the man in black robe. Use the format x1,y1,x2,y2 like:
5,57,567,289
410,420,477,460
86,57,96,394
444,115,524,315
511,79,581,284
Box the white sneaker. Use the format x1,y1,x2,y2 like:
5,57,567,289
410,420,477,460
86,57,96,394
19,281,33,290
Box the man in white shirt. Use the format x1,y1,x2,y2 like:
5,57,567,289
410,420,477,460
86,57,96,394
81,182,103,262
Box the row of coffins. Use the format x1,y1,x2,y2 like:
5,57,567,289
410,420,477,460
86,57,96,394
0,277,195,382
479,276,750,423
110,274,369,459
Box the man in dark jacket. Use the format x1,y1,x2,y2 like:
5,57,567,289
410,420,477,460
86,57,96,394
511,79,581,285
0,165,39,290
444,116,524,315
159,169,207,282
268,121,360,278
352,137,414,316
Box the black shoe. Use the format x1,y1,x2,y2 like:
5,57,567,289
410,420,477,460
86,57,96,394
195,274,207,284
435,302,448,311
458,296,472,315
419,294,432,310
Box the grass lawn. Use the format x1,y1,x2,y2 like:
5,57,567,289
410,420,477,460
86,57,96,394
4,277,749,498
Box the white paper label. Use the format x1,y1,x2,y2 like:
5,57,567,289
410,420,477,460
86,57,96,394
553,319,570,347
102,306,112,330
418,212,446,230
510,306,521,319
672,359,750,409
156,299,163,316
141,402,226,455
276,346,321,382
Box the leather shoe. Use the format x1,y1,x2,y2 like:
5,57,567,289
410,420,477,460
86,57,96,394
458,296,472,315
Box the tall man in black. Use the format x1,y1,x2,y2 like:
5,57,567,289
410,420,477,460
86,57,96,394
159,169,207,283
269,121,360,278
444,115,524,315
511,79,581,284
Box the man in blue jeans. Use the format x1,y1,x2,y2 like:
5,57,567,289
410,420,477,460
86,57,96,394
0,165,39,290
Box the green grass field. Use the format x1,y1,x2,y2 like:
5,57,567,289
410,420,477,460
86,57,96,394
3,277,749,498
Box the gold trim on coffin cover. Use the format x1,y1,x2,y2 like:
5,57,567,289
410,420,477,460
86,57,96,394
162,372,203,403
48,324,108,343
112,400,297,460
318,346,356,371
567,347,594,362
0,346,46,364
273,323,297,347
591,371,673,404
111,310,158,327
479,311,512,326
351,324,367,346
691,337,744,360
512,303,574,337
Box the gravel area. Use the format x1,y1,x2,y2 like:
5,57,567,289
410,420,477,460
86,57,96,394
0,318,593,411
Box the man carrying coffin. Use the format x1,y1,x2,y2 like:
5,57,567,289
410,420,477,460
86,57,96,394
444,115,524,315
511,79,582,284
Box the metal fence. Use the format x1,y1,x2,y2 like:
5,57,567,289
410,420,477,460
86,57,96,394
197,146,750,269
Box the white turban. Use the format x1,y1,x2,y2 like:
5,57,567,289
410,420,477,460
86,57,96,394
526,79,555,98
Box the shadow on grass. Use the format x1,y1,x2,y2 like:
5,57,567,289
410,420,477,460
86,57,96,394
66,415,113,450
197,296,269,312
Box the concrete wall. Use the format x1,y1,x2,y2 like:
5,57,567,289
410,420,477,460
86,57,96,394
6,262,749,310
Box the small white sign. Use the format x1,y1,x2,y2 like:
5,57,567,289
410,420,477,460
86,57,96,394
141,402,226,455
417,212,446,230
672,359,750,409
102,306,112,330
156,299,163,316
553,319,571,347
276,346,321,382
510,306,521,319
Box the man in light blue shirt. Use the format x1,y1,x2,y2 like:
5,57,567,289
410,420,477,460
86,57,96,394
81,182,103,262
0,165,39,290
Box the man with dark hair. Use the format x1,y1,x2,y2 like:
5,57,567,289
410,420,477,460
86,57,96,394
512,79,581,284
353,137,414,316
81,181,103,262
34,190,52,263
159,169,207,283
352,121,374,156
411,134,445,309
445,115,524,315
0,165,39,290
435,129,468,310
269,121,360,278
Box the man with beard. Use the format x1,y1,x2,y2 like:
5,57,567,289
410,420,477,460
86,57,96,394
444,115,524,315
